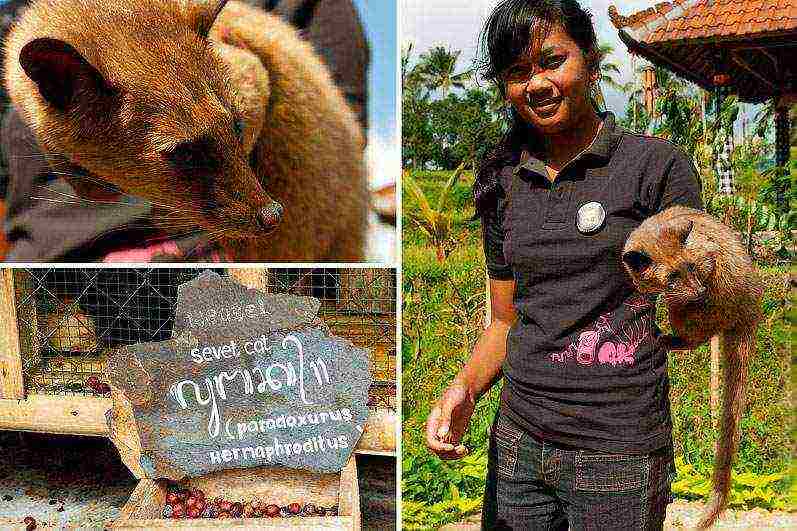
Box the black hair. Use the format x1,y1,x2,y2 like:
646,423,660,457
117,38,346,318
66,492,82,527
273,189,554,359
473,0,599,216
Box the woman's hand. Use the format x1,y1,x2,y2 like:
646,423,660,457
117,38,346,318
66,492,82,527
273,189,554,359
424,278,516,459
425,382,476,459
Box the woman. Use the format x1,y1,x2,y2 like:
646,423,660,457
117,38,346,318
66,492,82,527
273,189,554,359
425,1,702,529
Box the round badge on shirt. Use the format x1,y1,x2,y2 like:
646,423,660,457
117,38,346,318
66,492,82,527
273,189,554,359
576,201,606,234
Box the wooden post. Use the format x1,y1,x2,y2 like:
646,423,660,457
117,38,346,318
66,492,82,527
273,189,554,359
642,66,657,116
0,269,24,399
0,395,111,435
710,335,721,422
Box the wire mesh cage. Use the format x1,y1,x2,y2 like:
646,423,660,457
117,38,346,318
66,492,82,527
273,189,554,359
12,268,396,410
265,268,397,409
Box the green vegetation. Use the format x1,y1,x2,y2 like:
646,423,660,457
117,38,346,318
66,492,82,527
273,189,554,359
402,39,794,529
402,170,793,528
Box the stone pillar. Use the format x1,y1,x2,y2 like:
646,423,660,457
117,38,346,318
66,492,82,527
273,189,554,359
713,86,735,200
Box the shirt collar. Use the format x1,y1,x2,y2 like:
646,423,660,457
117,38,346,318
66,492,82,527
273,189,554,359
513,111,622,179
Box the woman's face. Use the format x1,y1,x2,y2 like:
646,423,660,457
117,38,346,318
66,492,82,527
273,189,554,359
503,25,598,135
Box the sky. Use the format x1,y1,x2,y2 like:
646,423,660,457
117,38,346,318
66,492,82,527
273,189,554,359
401,0,656,118
354,0,400,188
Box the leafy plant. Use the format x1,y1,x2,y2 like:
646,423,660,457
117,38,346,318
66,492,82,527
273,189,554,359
706,194,795,262
671,457,789,510
404,163,467,261
402,450,488,528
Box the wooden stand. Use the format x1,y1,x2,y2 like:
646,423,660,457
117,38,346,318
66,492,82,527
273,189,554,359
0,267,393,530
105,362,362,529
112,457,360,529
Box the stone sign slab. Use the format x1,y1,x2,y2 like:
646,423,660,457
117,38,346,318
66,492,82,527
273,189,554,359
104,271,372,480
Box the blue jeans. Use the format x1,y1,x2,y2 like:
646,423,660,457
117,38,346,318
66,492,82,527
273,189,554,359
482,413,675,530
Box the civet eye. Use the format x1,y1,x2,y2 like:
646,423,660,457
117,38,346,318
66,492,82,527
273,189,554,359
167,140,217,173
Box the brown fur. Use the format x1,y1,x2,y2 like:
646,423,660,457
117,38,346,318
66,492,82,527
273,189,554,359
622,206,763,529
4,0,367,261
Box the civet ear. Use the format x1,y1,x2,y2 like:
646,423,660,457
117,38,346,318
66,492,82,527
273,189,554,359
20,38,117,111
622,250,652,273
679,219,694,246
700,251,717,275
186,0,229,39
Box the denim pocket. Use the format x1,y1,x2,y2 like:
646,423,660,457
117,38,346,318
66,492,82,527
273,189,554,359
574,453,649,493
493,416,524,479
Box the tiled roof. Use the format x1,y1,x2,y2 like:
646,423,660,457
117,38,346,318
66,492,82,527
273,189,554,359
609,0,797,44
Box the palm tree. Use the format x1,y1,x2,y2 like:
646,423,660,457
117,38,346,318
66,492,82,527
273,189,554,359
417,46,472,98
594,43,623,108
401,43,417,90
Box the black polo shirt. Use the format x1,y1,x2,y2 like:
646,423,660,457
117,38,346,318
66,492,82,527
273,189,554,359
483,112,702,454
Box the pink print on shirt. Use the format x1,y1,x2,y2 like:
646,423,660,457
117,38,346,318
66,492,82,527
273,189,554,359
550,294,654,366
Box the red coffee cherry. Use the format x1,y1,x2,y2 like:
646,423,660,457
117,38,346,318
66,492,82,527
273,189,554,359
287,503,302,515
264,504,280,517
23,516,36,531
172,503,185,518
231,502,244,517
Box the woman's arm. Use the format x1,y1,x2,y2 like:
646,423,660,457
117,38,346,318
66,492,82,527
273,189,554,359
425,278,516,459
452,278,516,399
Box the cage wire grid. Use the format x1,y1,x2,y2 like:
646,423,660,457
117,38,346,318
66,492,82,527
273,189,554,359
13,268,396,410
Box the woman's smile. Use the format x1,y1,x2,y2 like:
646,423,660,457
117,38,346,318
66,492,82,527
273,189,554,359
526,94,563,117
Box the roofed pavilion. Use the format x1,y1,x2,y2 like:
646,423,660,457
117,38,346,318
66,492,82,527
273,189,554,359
609,0,796,171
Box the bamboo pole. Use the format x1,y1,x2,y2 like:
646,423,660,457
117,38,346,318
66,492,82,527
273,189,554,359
710,335,721,422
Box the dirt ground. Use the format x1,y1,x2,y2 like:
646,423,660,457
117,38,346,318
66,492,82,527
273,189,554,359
0,431,396,529
439,501,797,530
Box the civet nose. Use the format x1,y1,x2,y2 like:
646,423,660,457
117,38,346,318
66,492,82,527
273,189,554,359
257,201,283,231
